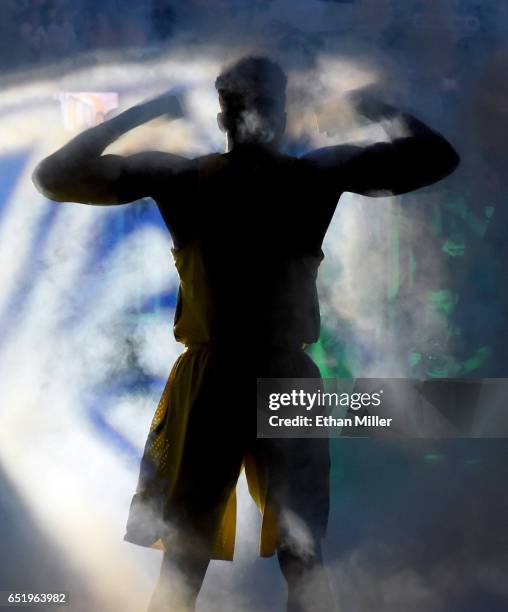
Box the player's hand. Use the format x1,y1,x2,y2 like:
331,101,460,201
313,85,393,137
136,90,185,123
344,86,398,122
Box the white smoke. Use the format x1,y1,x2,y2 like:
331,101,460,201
278,508,316,560
236,108,276,145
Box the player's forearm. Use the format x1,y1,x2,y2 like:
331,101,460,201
356,97,460,178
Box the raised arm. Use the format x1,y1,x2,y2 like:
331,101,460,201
302,91,460,197
32,92,188,205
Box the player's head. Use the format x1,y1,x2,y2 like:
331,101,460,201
215,56,287,148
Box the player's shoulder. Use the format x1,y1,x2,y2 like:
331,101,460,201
189,152,229,179
192,151,227,167
276,151,300,164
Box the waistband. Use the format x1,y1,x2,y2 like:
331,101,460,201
183,341,309,351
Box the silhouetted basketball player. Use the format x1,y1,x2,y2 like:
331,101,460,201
33,57,459,612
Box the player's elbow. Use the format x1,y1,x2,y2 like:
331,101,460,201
32,159,69,202
424,134,461,182
437,140,461,178
404,139,461,192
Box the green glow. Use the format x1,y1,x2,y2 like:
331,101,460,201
311,325,355,378
443,198,494,238
409,350,422,367
442,238,465,257
424,453,446,463
428,289,457,315
426,355,461,378
462,346,491,373
308,339,334,378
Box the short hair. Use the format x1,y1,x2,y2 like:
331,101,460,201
215,56,287,109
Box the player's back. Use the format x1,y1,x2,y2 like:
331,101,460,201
155,145,337,351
